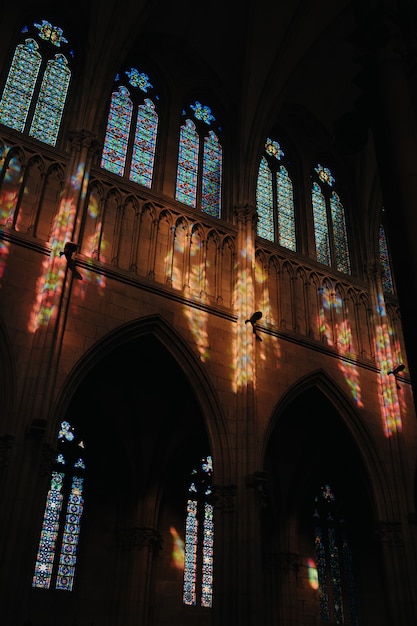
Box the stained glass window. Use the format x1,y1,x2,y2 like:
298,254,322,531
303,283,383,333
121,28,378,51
379,223,394,294
313,484,358,625
176,102,222,218
0,20,72,146
256,138,296,250
100,68,158,189
183,455,214,608
32,420,86,592
312,165,351,273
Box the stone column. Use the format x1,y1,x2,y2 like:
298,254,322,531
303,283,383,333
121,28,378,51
114,526,163,626
232,204,266,626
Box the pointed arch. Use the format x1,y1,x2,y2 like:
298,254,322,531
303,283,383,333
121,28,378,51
52,315,231,482
264,369,392,518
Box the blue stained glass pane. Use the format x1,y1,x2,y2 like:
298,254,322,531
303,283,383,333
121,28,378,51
201,502,214,607
201,130,221,218
256,157,274,241
55,475,84,591
190,101,215,125
32,471,65,589
34,20,68,47
330,191,350,274
101,86,133,176
0,39,41,132
265,137,284,160
130,98,158,188
125,68,152,92
277,165,296,251
183,499,198,606
29,53,70,146
183,455,213,608
312,181,330,265
176,118,198,207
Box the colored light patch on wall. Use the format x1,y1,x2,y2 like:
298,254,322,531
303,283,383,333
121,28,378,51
374,293,403,436
318,287,363,407
307,557,319,590
170,526,185,571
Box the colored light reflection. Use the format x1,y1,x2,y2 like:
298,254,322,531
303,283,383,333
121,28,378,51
318,287,363,407
183,230,210,361
28,164,87,333
254,255,281,367
374,293,402,437
170,526,185,571
307,557,319,590
0,148,22,285
231,233,256,392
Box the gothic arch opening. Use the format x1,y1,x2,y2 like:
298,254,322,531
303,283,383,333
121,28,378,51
262,384,389,626
29,331,213,625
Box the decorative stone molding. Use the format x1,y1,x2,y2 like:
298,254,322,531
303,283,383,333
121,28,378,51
116,526,163,552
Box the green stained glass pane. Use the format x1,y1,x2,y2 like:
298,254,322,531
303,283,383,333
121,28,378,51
130,98,158,188
176,118,199,207
29,53,71,146
330,191,350,274
277,165,296,251
201,130,221,218
256,157,274,241
312,182,330,265
0,39,41,132
101,86,133,176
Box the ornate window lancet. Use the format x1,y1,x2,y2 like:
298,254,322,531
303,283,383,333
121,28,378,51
0,19,72,147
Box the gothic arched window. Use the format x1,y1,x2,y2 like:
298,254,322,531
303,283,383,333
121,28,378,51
0,19,72,147
101,67,159,189
183,455,214,608
176,101,222,218
256,137,296,250
379,223,394,294
32,420,86,592
313,484,359,625
312,164,351,274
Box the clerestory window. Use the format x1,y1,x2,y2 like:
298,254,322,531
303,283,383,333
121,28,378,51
175,101,222,218
379,222,394,294
312,164,351,274
0,19,72,147
100,67,159,189
256,137,296,250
